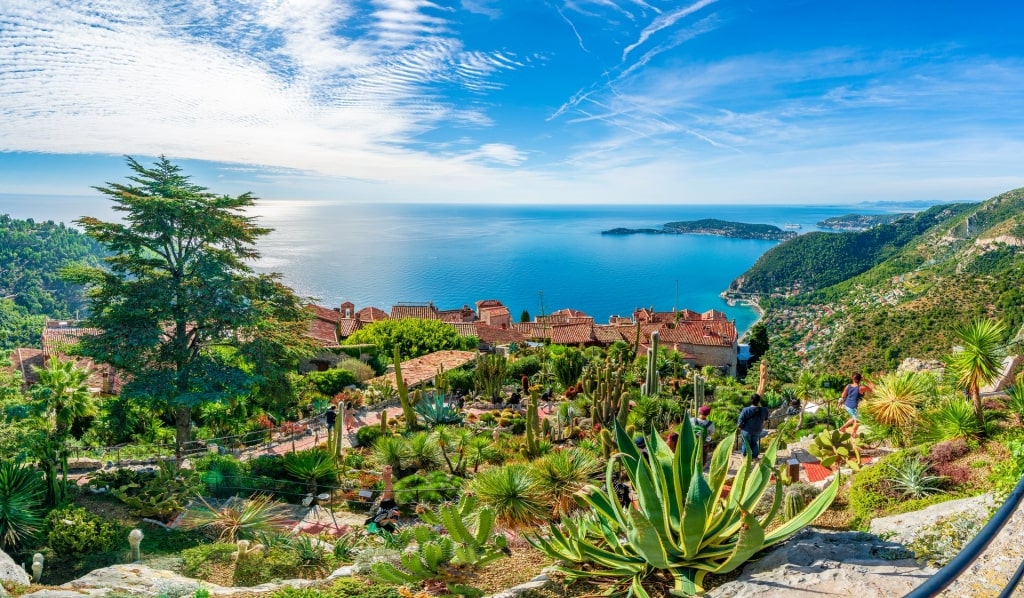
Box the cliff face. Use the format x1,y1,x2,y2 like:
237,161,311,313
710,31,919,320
731,189,1024,371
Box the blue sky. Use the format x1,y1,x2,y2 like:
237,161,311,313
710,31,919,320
0,0,1022,204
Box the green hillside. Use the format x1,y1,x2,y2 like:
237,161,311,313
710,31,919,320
0,214,107,349
738,189,1024,374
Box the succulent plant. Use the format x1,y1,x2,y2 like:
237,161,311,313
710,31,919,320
807,429,861,471
415,393,464,427
528,419,839,597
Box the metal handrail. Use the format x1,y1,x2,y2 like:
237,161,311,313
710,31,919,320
904,473,1024,597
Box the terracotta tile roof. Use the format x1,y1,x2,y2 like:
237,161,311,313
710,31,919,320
702,309,728,321
513,322,552,340
439,306,476,323
356,307,389,323
305,304,344,323
366,350,477,390
390,304,440,320
475,299,504,310
449,322,479,337
658,320,737,347
536,314,569,324
7,348,44,387
338,318,362,339
474,323,527,345
307,318,339,347
678,309,702,321
551,323,596,345
41,321,102,357
593,326,625,344
552,308,589,319
568,316,594,325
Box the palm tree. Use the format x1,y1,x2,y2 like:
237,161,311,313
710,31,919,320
946,318,1006,430
30,358,95,503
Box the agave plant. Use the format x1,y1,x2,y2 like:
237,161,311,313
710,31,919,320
886,457,945,500
415,393,464,427
916,396,987,443
180,493,293,541
0,460,45,550
529,420,839,597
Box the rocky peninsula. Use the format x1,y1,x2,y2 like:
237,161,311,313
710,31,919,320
603,218,797,240
816,213,908,231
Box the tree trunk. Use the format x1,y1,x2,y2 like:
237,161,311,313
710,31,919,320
175,404,192,465
972,385,985,431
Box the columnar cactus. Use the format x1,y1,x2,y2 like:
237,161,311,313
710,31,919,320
644,331,660,397
380,410,389,432
31,553,43,582
583,359,630,428
393,347,416,432
524,390,541,458
128,528,144,562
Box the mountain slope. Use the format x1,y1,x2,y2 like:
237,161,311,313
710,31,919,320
737,189,1024,374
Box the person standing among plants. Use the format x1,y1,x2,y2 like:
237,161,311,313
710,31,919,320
737,395,769,461
324,405,337,435
691,405,715,463
838,373,868,437
367,465,400,534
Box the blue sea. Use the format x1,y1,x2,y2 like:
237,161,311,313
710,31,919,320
0,196,916,336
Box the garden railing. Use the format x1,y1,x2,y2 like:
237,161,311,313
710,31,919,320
904,472,1024,597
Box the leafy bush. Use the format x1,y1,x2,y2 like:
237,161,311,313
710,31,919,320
193,454,245,496
85,467,145,492
343,453,365,470
917,398,985,443
0,460,45,550
46,506,119,556
337,358,375,383
270,579,401,598
849,447,927,524
392,471,462,506
507,356,542,382
442,367,475,395
181,543,238,579
111,461,203,520
355,426,383,449
304,369,358,397
234,544,309,585
927,439,970,465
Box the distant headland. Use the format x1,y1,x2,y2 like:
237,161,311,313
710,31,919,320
815,213,909,231
602,218,797,241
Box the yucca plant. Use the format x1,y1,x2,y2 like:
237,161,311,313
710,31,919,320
371,436,411,472
406,431,443,471
0,460,45,550
415,393,464,427
916,396,986,443
284,449,341,496
886,457,945,499
529,420,839,597
180,493,293,541
467,463,548,529
863,371,929,446
532,448,603,518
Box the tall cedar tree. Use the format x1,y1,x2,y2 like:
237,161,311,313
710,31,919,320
66,156,318,460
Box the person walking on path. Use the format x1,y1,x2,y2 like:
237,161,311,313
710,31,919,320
838,373,868,437
324,405,337,435
691,405,715,464
737,360,770,460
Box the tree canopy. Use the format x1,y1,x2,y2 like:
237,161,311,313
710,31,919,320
343,318,477,359
65,156,318,458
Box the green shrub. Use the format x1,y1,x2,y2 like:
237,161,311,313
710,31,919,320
343,453,365,470
337,358,375,383
305,369,358,396
849,447,928,525
269,579,401,598
442,367,475,395
234,544,303,585
46,506,120,556
355,426,383,449
181,543,238,580
193,454,244,496
507,356,542,383
909,512,989,567
392,471,462,506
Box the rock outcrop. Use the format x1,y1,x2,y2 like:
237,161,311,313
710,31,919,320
0,549,31,588
707,529,936,597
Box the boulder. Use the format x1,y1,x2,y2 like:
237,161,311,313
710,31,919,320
870,493,996,546
706,529,935,597
0,548,31,587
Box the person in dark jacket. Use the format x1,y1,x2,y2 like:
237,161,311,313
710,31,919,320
324,405,337,434
737,394,769,461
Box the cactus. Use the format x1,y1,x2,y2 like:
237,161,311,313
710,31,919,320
128,529,144,562
371,495,508,595
582,358,630,428
31,553,43,582
644,330,660,397
783,489,806,520
599,428,616,459
807,429,861,471
393,347,417,432
380,410,389,432
233,539,264,562
524,390,541,458
541,417,552,439
528,421,840,596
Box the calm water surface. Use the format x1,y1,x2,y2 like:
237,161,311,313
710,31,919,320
0,196,901,335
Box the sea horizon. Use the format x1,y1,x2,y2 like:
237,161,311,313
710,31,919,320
0,196,949,337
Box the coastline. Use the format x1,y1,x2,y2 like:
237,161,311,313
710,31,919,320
721,290,763,338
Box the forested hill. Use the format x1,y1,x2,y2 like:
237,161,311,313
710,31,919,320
0,214,107,349
739,188,1024,373
728,203,973,295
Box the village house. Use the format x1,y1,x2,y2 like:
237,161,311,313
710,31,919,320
6,320,120,393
